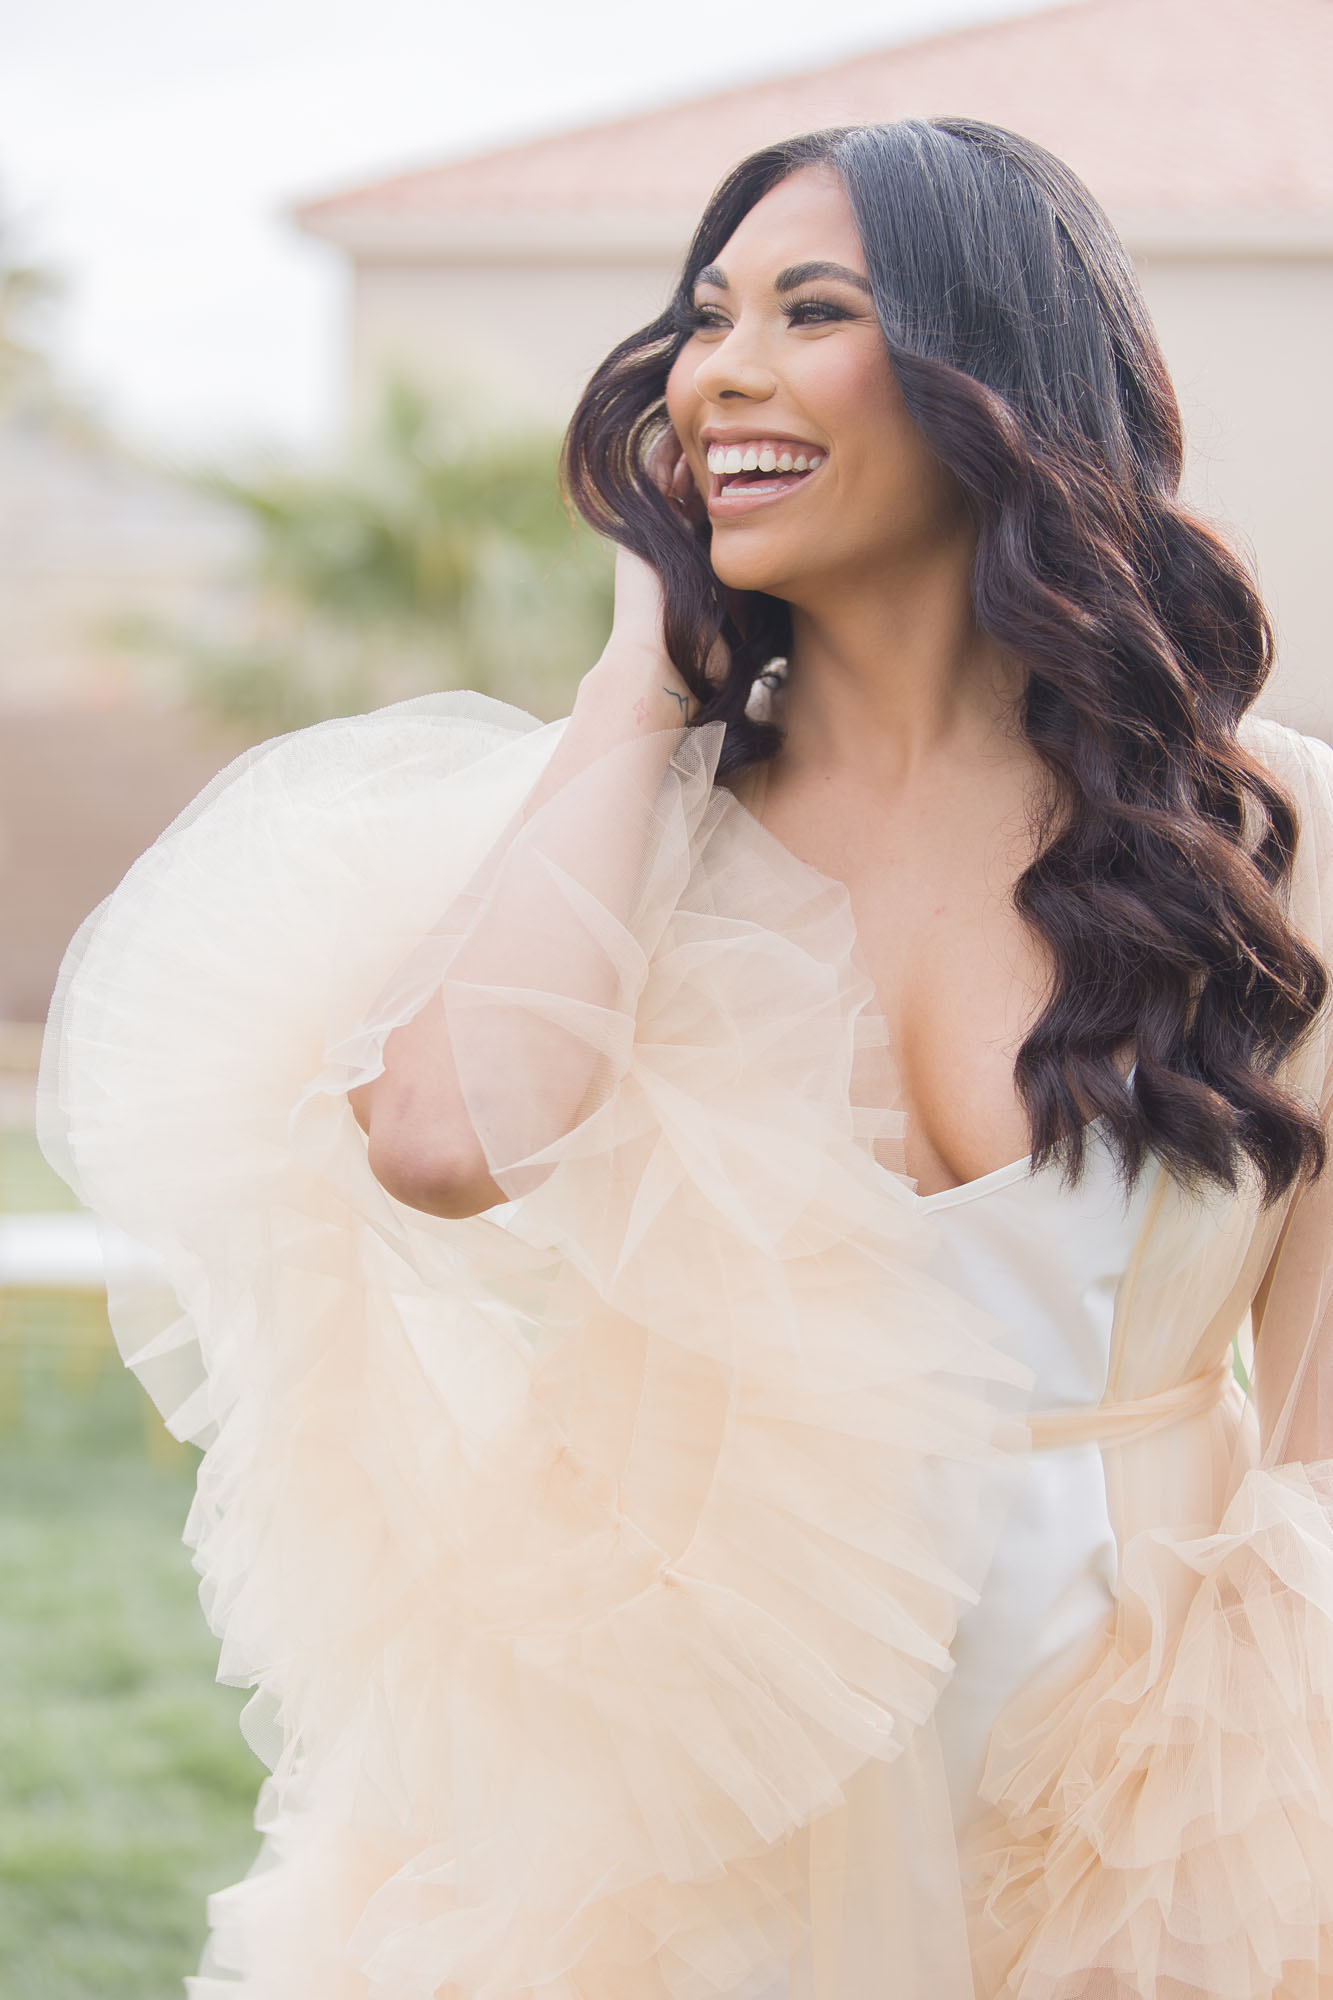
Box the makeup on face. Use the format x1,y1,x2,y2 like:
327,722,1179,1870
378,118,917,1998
667,167,956,585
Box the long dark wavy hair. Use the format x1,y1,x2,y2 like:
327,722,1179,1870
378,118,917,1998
561,117,1328,1205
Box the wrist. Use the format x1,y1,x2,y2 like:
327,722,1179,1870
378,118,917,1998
579,646,698,729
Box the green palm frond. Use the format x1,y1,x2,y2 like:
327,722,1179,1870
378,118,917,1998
148,376,614,733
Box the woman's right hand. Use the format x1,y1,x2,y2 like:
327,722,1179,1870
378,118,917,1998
605,542,677,670
361,440,715,1217
599,426,730,696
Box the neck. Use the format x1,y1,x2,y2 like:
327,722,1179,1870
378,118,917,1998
775,537,1027,786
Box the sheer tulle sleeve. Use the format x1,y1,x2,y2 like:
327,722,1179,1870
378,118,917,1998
966,714,1333,2000
38,688,1029,2000
308,693,710,1200
1247,720,1333,1472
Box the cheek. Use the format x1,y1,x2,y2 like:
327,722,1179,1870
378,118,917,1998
664,353,695,432
790,329,894,423
805,346,879,427
808,356,952,520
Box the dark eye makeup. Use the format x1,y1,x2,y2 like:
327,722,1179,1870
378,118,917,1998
671,295,855,336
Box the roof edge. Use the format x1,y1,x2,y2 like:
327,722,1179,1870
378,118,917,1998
290,1,1081,227
296,203,1333,264
294,207,704,260
1115,207,1333,256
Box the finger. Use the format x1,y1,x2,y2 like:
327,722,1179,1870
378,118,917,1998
644,425,680,496
670,449,710,527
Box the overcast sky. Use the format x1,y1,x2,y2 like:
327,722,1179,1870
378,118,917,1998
0,0,1064,462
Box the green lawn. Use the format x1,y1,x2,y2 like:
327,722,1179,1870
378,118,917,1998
0,1125,82,1214
0,1282,263,1997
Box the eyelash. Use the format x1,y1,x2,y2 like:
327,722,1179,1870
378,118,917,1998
674,297,852,334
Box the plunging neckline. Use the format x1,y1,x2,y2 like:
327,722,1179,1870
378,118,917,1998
889,1111,1120,1212
902,1144,1042,1213
716,750,1125,1207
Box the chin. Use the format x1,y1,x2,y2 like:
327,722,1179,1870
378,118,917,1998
708,531,797,598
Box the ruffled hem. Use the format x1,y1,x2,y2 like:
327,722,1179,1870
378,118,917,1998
39,689,1031,1997
964,1458,1333,1999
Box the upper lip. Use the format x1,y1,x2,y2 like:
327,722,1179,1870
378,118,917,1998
699,426,826,451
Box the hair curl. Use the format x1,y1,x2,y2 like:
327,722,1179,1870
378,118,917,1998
561,117,1328,1205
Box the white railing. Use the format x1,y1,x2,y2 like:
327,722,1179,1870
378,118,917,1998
0,1212,160,1291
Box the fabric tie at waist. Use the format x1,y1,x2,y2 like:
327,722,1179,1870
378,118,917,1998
1028,1356,1235,1452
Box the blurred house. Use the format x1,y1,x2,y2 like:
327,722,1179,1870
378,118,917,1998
297,0,1333,735
0,419,253,1022
0,417,247,711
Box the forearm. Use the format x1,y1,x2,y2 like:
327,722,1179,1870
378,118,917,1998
518,643,697,818
352,646,699,1216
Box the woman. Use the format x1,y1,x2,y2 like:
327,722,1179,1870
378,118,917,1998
37,119,1333,1998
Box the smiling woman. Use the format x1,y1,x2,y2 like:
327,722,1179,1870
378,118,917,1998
673,222,952,554
37,117,1333,2000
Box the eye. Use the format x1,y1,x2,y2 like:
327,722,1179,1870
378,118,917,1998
673,301,729,335
672,294,855,338
782,296,854,326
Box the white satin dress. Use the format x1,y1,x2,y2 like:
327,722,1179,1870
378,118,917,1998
747,1114,1157,2000
892,1111,1157,1829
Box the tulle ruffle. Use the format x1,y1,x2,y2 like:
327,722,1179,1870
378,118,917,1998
38,690,1031,1998
964,1458,1333,1999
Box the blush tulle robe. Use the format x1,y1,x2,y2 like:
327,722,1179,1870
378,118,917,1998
35,679,1333,1999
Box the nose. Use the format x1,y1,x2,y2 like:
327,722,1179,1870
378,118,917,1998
689,320,777,406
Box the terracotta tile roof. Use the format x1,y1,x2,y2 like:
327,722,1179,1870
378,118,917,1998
296,0,1333,241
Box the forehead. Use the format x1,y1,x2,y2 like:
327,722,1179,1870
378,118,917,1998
701,166,865,283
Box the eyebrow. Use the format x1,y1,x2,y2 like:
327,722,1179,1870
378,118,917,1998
693,259,874,296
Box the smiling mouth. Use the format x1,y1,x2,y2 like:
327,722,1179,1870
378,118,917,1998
704,440,827,515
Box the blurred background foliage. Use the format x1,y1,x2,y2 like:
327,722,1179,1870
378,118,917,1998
0,205,108,447
0,1126,261,2000
0,207,255,1995
0,212,61,417
121,377,616,735
0,245,621,1985
1,202,624,1990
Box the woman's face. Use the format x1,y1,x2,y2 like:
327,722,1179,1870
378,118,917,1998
664,164,970,602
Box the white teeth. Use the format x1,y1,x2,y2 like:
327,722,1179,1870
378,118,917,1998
705,441,825,480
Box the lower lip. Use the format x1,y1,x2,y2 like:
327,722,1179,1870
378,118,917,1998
706,460,824,520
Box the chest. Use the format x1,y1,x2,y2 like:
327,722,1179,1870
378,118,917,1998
745,756,1057,1196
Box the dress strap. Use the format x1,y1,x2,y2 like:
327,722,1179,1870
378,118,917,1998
1028,1356,1235,1452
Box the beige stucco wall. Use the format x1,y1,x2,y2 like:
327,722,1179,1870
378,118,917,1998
347,258,682,435
344,244,1333,736
1137,252,1333,737
0,422,251,710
